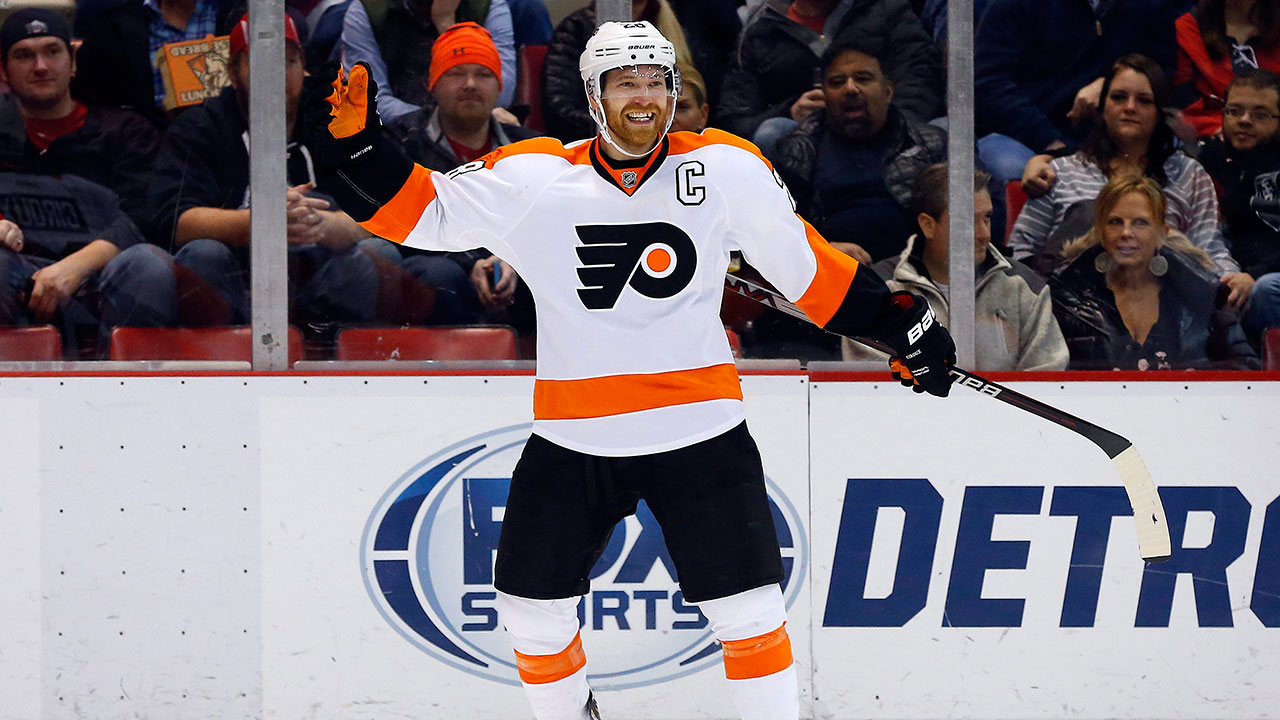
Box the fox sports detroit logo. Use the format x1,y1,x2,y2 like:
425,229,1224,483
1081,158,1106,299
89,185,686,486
361,423,808,690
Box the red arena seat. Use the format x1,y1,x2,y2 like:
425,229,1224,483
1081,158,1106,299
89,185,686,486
109,326,303,365
336,326,519,361
517,44,548,131
0,325,62,361
1005,180,1029,238
725,327,743,358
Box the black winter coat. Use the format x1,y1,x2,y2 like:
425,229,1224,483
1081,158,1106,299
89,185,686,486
1198,138,1280,280
717,0,942,141
541,6,598,143
147,88,323,248
16,106,161,236
1049,244,1259,369
72,0,242,129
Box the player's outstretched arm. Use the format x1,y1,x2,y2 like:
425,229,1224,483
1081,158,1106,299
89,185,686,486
302,62,416,231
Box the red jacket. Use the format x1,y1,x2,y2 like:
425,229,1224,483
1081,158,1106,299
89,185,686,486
1175,12,1280,138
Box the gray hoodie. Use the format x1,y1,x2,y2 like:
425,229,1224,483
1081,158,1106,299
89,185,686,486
844,234,1069,371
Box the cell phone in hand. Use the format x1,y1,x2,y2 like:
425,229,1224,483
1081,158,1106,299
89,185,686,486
491,262,502,291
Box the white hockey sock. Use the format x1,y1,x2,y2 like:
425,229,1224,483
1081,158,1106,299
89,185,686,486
521,666,594,720
727,664,799,720
496,591,593,720
695,585,799,720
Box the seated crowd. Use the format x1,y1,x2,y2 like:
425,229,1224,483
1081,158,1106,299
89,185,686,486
0,0,1275,369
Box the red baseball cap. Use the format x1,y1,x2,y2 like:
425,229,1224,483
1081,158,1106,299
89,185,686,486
229,13,302,58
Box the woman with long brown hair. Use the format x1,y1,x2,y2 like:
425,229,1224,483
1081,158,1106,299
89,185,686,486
1175,0,1280,138
1048,176,1258,369
1009,54,1238,278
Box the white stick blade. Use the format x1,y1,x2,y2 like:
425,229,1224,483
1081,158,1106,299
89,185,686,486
1112,445,1171,562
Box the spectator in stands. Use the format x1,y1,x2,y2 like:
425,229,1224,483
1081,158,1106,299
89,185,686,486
671,63,710,134
718,0,941,160
1197,68,1280,336
0,171,175,355
301,0,357,74
773,36,946,265
541,0,696,143
665,0,741,115
1009,55,1236,279
974,0,1180,191
339,0,516,121
73,0,242,128
845,164,1069,370
1050,175,1258,369
1175,0,1280,139
148,13,383,330
918,0,993,45
385,21,538,326
0,9,162,234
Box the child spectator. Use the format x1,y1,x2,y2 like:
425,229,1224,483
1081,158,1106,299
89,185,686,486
717,0,941,160
845,163,1069,371
0,9,162,234
339,0,516,120
1009,55,1236,278
671,63,710,134
1175,0,1280,139
1197,68,1280,336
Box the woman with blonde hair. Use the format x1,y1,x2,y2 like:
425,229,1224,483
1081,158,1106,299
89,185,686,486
1049,176,1259,369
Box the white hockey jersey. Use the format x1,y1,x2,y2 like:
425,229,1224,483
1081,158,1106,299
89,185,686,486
363,130,865,456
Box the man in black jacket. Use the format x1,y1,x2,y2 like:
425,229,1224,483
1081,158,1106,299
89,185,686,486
147,13,386,329
0,8,162,235
717,0,941,160
385,20,539,327
1198,69,1280,337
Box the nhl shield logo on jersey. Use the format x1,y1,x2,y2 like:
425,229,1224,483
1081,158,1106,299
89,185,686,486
361,424,808,689
574,221,697,310
620,171,638,188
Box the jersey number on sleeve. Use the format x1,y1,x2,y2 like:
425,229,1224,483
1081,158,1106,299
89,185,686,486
575,222,698,310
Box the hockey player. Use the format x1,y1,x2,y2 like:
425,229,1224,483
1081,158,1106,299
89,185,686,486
304,21,956,720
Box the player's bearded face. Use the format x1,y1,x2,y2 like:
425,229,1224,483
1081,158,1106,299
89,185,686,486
600,65,672,154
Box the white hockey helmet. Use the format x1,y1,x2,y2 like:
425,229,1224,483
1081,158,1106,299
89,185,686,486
580,21,682,157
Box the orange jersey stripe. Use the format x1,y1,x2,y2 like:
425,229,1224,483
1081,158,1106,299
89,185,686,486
667,128,774,169
480,136,593,169
721,624,793,680
533,363,743,421
794,218,859,327
363,163,436,243
514,632,587,685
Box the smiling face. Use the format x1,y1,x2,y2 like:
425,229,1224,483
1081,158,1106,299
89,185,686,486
1223,83,1280,152
599,64,672,155
822,49,893,141
1101,191,1163,270
1103,67,1159,148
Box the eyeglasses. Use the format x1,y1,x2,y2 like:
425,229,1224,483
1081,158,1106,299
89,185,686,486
1224,106,1278,122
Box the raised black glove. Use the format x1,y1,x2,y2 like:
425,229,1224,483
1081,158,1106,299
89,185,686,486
875,291,956,397
302,61,412,221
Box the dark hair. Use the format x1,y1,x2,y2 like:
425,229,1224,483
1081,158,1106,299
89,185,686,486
1226,67,1280,110
911,163,994,220
1194,0,1280,61
1079,54,1177,186
819,32,888,76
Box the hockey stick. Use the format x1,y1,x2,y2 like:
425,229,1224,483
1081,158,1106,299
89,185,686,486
724,273,1172,562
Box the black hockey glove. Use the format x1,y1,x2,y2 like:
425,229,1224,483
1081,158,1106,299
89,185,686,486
874,291,956,397
302,62,413,221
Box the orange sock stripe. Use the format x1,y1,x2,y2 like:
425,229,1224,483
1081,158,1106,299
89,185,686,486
513,633,587,685
721,624,793,680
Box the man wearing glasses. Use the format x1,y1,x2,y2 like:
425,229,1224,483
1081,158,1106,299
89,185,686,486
1198,67,1280,338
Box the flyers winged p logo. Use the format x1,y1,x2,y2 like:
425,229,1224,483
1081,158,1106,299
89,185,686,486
575,222,697,310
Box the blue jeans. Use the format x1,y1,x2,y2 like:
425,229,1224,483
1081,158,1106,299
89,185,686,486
977,133,1037,191
1245,272,1280,335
